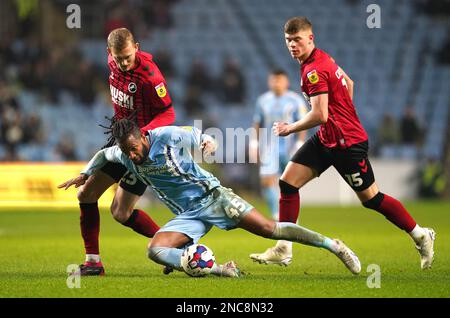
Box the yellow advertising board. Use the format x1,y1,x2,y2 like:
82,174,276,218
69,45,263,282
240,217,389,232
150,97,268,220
0,163,116,208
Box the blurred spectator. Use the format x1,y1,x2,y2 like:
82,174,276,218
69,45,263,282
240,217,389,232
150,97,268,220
71,60,97,106
104,3,132,37
1,106,24,152
377,113,400,147
416,0,450,17
436,36,450,64
418,157,447,198
154,49,176,78
0,144,22,161
145,0,176,29
400,106,422,145
53,134,78,161
186,58,212,92
217,57,246,104
21,113,45,145
183,86,205,117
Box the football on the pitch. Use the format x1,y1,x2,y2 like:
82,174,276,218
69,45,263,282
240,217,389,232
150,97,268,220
181,244,216,277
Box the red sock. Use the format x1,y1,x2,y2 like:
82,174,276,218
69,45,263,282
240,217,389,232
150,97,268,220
279,192,300,223
364,193,416,232
123,209,160,238
80,202,100,255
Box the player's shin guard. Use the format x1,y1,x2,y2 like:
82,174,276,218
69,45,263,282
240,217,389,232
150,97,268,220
362,192,416,232
80,202,100,255
271,222,338,253
279,180,300,223
123,209,160,238
147,246,183,271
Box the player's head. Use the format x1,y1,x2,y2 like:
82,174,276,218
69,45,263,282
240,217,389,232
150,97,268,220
112,119,149,165
284,17,314,61
107,28,140,72
268,69,289,96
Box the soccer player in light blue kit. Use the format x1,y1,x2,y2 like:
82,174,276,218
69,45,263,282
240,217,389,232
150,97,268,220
251,70,307,265
59,119,361,277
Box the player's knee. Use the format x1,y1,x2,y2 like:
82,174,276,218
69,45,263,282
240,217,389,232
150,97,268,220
77,186,99,203
110,200,132,223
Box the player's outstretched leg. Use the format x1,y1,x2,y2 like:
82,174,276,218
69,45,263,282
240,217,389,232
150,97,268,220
147,232,243,278
147,246,242,278
362,190,436,269
240,210,361,274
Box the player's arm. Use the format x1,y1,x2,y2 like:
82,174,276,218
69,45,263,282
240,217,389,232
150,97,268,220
167,126,218,156
140,69,175,133
339,67,354,100
57,147,123,190
274,93,328,136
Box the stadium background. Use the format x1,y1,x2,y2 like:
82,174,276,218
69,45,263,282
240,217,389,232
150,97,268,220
0,0,449,298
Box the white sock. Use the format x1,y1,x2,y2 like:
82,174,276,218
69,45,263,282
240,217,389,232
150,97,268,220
85,254,101,263
210,263,222,276
409,224,426,243
275,240,293,252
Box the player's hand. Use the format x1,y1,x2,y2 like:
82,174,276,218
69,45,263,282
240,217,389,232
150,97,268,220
200,140,217,157
273,122,292,137
57,174,89,190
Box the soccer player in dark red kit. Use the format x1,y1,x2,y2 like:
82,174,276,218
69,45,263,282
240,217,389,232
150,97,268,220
250,17,436,270
73,28,175,275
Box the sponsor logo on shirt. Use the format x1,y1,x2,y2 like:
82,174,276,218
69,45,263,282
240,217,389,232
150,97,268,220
307,69,319,84
110,85,134,109
155,82,167,98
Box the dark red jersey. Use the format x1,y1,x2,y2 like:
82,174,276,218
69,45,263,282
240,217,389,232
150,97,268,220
300,48,368,148
108,50,173,131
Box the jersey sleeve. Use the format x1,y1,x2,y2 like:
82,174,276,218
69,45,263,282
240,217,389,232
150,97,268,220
142,66,173,111
80,146,124,176
304,67,329,96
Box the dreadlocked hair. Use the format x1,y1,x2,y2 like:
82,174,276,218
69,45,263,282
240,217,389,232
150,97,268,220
99,110,138,149
112,118,141,144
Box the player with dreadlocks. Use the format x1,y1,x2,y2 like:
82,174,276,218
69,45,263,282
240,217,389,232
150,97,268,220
59,119,362,278
69,28,175,276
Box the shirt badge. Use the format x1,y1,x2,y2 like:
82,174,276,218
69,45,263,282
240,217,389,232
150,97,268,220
128,82,137,93
307,70,319,84
155,82,167,98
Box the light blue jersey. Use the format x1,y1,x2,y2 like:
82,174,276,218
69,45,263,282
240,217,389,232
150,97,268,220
254,90,307,175
81,126,221,215
81,125,254,243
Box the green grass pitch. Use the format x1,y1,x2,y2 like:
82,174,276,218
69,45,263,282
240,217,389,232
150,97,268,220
0,199,449,298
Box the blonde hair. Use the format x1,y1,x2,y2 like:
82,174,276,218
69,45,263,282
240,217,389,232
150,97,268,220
107,28,135,50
